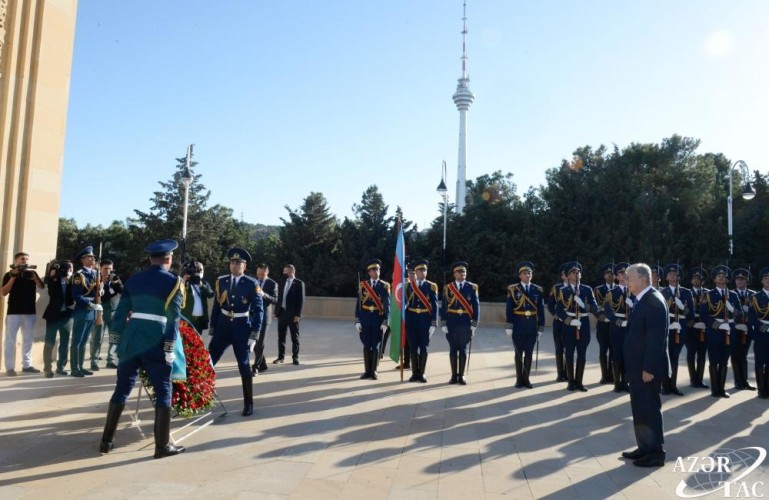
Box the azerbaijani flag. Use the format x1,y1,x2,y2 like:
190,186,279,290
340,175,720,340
389,223,406,363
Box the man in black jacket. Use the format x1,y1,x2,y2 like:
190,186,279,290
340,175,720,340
181,260,214,335
273,264,305,365
252,263,278,375
42,261,74,377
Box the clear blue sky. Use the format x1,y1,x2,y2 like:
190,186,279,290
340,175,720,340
62,1,769,231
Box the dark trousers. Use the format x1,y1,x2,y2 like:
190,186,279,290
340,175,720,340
252,321,270,370
44,318,71,370
110,346,172,407
665,333,685,387
628,374,664,454
706,329,734,365
277,314,300,360
596,321,612,363
562,324,590,363
209,330,251,378
685,330,707,379
731,333,752,384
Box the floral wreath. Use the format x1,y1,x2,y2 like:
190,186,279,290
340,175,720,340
140,318,217,418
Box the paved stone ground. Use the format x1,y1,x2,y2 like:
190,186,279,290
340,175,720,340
1,318,767,499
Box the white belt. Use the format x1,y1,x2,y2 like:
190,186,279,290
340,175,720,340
715,318,735,324
130,312,168,325
566,312,589,318
669,313,683,318
760,319,769,325
223,310,249,319
613,313,626,318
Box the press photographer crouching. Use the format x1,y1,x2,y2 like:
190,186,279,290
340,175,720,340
181,260,213,335
42,260,74,377
2,252,45,376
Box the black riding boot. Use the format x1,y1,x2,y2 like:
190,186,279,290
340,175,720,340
555,351,566,382
514,355,524,388
241,375,254,416
409,350,420,382
153,407,186,459
687,358,697,388
360,348,371,379
709,365,719,397
719,364,730,398
370,349,379,380
449,353,458,384
458,353,467,385
612,362,623,393
575,359,588,392
523,355,533,388
418,351,428,383
696,360,708,389
599,353,610,384
566,358,575,391
99,402,125,453
670,364,683,395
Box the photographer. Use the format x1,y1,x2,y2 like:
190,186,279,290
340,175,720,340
42,260,74,377
2,252,44,376
181,261,213,334
90,259,122,370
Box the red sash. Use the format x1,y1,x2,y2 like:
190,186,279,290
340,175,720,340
447,283,474,317
360,281,384,315
409,278,433,315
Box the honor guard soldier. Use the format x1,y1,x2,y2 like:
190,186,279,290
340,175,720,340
732,268,756,391
748,267,769,399
686,266,709,389
355,259,390,380
404,260,438,383
701,265,742,398
99,240,186,459
208,248,264,416
605,262,631,393
547,264,569,382
70,246,100,377
594,263,615,385
440,261,479,385
660,264,694,396
505,261,545,389
556,261,599,392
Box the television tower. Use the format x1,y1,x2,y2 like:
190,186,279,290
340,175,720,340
452,0,474,214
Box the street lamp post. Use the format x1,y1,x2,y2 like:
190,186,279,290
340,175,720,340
436,160,449,267
727,160,756,257
180,144,194,263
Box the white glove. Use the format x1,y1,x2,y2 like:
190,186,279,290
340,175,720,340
620,320,628,327
675,298,685,310
164,352,175,365
428,326,436,338
570,319,582,327
248,338,257,351
574,296,585,309
726,301,734,313
742,305,749,313
471,326,476,338
381,324,388,334
442,326,448,334
90,303,103,311
669,321,682,331
355,322,362,333
537,327,544,337
736,324,749,332
718,322,732,331
505,328,512,337
626,298,634,309
257,290,264,297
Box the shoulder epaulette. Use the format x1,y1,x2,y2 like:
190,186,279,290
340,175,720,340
429,282,438,293
217,274,228,280
533,284,543,292
382,281,391,291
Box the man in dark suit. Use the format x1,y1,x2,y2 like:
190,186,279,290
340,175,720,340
621,263,670,468
181,260,214,335
252,263,278,375
42,260,74,377
273,264,305,365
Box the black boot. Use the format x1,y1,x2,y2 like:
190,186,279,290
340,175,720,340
80,344,93,375
458,353,467,385
687,359,697,388
719,364,730,398
43,342,54,377
566,358,575,391
709,365,719,397
418,351,428,383
621,364,630,393
370,349,379,380
449,353,458,384
670,364,684,395
606,352,615,383
731,356,743,389
403,342,411,370
761,369,769,400
69,345,83,377
555,351,567,382
360,348,371,379
612,362,623,393
409,351,420,382
241,375,254,416
380,331,390,360
575,360,588,392
99,402,125,453
599,353,609,384
661,377,671,395
153,407,186,459
523,355,533,389
755,368,767,399
696,360,708,388
514,355,524,388
742,358,756,390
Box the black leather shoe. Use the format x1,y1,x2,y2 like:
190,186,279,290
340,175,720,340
671,387,684,396
99,440,114,453
242,404,253,416
81,368,94,376
105,362,118,369
90,363,101,371
273,357,284,364
633,453,665,467
292,359,299,365
45,371,54,378
22,366,41,373
251,366,258,377
744,383,756,391
56,368,68,376
449,375,458,385
458,376,467,385
70,370,85,378
154,444,185,459
621,448,645,460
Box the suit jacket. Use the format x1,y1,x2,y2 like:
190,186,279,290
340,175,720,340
182,279,214,323
624,288,671,379
42,277,74,322
255,277,279,328
275,277,304,318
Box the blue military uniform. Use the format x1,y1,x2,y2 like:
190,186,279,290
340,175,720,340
70,246,98,377
604,262,631,393
547,264,569,382
686,266,710,389
404,260,438,383
659,264,695,396
99,239,186,459
700,265,742,398
555,261,599,392
731,268,756,391
208,248,263,416
505,261,545,389
440,261,480,385
594,263,616,385
748,267,769,399
355,259,391,380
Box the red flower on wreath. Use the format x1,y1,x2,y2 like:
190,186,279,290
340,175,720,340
140,319,217,418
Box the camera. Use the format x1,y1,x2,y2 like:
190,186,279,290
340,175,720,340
183,260,202,285
10,263,37,279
